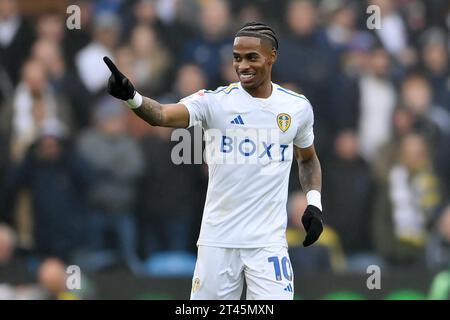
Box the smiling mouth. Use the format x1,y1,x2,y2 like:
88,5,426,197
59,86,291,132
240,73,256,82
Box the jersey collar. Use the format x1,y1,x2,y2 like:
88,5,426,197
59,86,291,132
237,82,281,114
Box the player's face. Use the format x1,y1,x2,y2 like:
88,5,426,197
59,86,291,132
233,36,275,90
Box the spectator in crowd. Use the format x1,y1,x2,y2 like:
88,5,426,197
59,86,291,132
124,0,194,56
323,130,382,272
392,0,427,47
0,223,31,284
33,7,94,73
35,10,64,42
373,106,416,184
2,119,91,262
181,0,233,88
76,97,145,275
227,0,284,28
368,0,412,66
419,28,450,113
367,0,419,83
0,0,35,89
400,72,450,139
63,0,94,69
234,1,265,31
357,47,397,163
0,59,73,164
128,24,171,96
399,72,450,196
330,32,374,132
37,258,71,300
373,133,442,269
160,63,208,103
76,11,121,96
31,38,92,129
36,257,96,300
31,9,94,129
320,0,360,54
0,224,35,299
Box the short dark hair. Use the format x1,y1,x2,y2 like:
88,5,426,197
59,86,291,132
235,22,278,50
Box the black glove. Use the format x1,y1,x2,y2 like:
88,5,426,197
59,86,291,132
301,205,323,247
103,56,135,100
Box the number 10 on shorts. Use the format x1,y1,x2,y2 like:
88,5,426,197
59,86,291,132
268,256,292,281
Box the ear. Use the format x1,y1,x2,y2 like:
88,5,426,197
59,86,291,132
268,48,277,66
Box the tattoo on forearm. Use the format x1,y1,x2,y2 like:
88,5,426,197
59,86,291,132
133,97,164,126
298,154,322,193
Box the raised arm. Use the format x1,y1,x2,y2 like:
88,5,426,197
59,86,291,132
134,98,189,128
103,56,189,128
294,144,323,247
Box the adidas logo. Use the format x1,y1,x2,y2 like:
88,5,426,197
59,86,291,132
284,283,293,293
230,115,244,125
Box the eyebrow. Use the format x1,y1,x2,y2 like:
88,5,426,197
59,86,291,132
233,52,260,57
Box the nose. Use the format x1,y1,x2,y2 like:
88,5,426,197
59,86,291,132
238,59,250,72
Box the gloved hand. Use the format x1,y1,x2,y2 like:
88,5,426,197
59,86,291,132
301,205,323,247
103,56,135,101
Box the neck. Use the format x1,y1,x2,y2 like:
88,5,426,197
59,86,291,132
244,79,273,98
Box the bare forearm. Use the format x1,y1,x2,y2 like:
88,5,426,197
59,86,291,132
298,153,322,193
132,96,164,126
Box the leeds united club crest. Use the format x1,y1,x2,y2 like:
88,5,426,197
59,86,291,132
277,113,291,132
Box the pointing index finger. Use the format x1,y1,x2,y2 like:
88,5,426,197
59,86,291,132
103,56,120,74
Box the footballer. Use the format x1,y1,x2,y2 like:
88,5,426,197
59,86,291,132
103,22,323,300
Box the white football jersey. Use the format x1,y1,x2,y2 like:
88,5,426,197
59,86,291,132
180,82,314,248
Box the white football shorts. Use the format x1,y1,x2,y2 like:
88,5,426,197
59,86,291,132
190,245,294,300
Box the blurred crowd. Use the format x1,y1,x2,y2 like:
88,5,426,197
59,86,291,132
0,0,450,298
